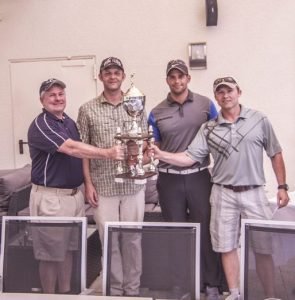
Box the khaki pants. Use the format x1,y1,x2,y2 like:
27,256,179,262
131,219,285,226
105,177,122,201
93,189,145,296
29,184,85,261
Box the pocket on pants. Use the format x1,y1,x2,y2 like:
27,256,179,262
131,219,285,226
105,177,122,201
38,194,61,216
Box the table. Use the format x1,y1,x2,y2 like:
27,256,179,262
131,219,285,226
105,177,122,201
0,293,153,300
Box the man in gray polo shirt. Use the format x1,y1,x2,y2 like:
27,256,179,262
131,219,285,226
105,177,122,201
148,60,223,300
149,76,289,300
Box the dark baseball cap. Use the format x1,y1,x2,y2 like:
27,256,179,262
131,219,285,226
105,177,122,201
100,57,124,72
166,59,189,76
39,78,66,96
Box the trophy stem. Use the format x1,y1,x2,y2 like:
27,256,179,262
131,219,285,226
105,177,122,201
129,118,140,136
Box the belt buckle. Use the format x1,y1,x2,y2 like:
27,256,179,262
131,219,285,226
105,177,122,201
232,185,258,192
232,186,242,192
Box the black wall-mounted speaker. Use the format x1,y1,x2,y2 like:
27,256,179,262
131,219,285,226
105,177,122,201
206,0,218,26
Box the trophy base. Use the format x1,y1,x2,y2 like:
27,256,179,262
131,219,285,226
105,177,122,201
115,171,157,185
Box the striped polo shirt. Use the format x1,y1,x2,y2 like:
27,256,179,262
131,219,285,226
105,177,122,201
186,105,282,185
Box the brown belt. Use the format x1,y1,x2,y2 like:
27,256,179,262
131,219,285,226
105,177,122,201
32,184,79,196
215,183,261,193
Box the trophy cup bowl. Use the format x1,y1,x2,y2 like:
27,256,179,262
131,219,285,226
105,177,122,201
123,85,145,136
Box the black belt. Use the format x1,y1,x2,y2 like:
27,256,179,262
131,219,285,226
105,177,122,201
215,183,261,193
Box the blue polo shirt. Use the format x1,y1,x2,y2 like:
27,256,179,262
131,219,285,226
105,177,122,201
28,109,83,188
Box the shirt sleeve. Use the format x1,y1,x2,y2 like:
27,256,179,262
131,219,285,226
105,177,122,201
148,111,161,142
209,100,218,120
29,116,68,154
185,123,210,163
76,105,90,144
262,116,282,157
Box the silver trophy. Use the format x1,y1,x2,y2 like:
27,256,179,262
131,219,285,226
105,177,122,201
115,74,157,183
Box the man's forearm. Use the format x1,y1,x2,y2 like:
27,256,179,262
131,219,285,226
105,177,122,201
156,150,196,167
82,158,92,185
58,139,118,159
271,152,286,185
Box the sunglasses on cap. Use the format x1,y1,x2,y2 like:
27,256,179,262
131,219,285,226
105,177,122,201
213,77,237,86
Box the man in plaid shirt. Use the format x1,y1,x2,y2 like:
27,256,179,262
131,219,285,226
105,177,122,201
77,57,147,297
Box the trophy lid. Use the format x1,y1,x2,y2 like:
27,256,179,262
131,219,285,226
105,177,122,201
123,74,145,120
124,73,145,98
124,85,145,98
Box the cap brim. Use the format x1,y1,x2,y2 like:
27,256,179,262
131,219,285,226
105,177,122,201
214,82,237,92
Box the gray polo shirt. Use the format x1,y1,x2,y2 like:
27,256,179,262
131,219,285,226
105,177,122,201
186,105,282,185
148,90,217,170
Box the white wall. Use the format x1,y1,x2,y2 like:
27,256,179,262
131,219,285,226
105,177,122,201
0,0,294,196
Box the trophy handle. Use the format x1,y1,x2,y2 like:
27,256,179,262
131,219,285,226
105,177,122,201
148,126,157,172
115,127,124,175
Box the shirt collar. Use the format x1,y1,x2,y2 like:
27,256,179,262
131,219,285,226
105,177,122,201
167,89,194,105
217,104,247,124
42,108,68,122
99,92,124,106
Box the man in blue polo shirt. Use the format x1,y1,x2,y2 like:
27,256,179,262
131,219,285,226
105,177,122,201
148,60,223,300
27,78,124,294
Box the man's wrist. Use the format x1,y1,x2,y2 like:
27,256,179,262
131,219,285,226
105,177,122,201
278,184,289,191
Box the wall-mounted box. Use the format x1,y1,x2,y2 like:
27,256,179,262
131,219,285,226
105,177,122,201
188,42,207,70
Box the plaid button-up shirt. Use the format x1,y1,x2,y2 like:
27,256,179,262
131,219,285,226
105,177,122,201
77,93,147,196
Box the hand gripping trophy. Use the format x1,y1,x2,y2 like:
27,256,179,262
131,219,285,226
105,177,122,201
115,74,157,183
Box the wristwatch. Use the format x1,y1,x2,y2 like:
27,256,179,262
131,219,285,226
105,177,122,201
278,184,289,191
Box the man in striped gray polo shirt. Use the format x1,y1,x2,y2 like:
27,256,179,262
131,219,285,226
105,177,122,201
149,76,289,300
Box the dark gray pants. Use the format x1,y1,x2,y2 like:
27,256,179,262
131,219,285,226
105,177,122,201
157,169,224,290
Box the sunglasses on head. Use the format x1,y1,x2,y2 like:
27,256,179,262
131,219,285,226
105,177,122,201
213,77,237,86
168,59,184,65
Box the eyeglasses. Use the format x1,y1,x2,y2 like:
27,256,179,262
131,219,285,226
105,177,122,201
213,77,237,86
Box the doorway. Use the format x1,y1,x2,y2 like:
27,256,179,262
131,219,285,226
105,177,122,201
10,55,98,167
